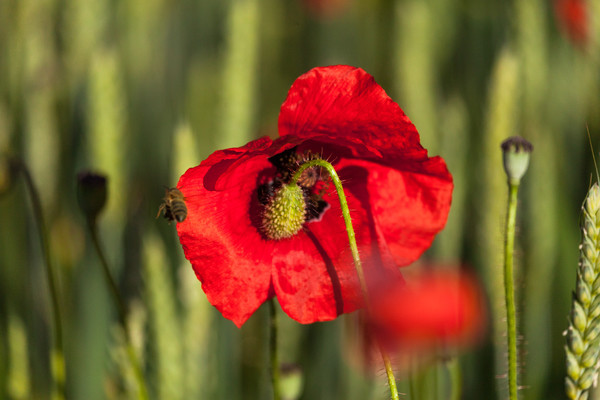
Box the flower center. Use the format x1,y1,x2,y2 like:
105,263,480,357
261,183,306,240
258,147,330,240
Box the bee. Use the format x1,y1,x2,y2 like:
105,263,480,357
156,187,187,223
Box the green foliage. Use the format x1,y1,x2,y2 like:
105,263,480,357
0,0,599,398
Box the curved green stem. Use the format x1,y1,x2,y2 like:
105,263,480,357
18,160,66,400
269,299,281,400
292,160,368,301
292,159,399,400
504,182,519,400
86,220,149,400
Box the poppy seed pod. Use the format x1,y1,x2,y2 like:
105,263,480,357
501,136,533,185
262,183,307,240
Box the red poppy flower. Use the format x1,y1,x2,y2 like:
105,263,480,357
368,269,487,352
301,0,349,17
554,0,588,45
176,65,453,327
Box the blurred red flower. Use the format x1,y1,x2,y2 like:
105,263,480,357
554,0,588,45
302,0,349,17
369,269,486,352
176,65,453,327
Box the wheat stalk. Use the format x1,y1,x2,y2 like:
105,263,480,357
566,183,600,400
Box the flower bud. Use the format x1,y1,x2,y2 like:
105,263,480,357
77,171,107,222
500,136,533,185
279,363,303,400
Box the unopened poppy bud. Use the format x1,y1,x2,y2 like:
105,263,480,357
262,183,306,240
501,136,533,185
279,363,303,400
77,171,107,222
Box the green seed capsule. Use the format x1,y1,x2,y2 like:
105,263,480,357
262,183,306,240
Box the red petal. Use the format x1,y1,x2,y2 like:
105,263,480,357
271,185,402,323
176,139,279,327
370,270,486,349
279,65,424,156
294,138,453,267
338,157,453,266
555,0,588,44
177,136,410,326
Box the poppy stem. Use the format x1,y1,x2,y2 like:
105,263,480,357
500,136,531,400
291,160,369,300
269,299,281,400
446,356,463,400
292,159,400,400
85,219,149,400
15,159,66,400
503,181,520,400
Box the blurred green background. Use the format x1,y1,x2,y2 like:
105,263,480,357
0,0,599,399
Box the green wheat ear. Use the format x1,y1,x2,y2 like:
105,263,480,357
566,183,600,400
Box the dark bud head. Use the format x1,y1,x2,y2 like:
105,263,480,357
297,166,321,188
77,170,108,222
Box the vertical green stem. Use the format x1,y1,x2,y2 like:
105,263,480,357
291,159,400,400
446,356,462,400
18,160,66,400
504,182,520,400
269,299,281,400
86,220,149,400
381,350,400,400
87,221,127,324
